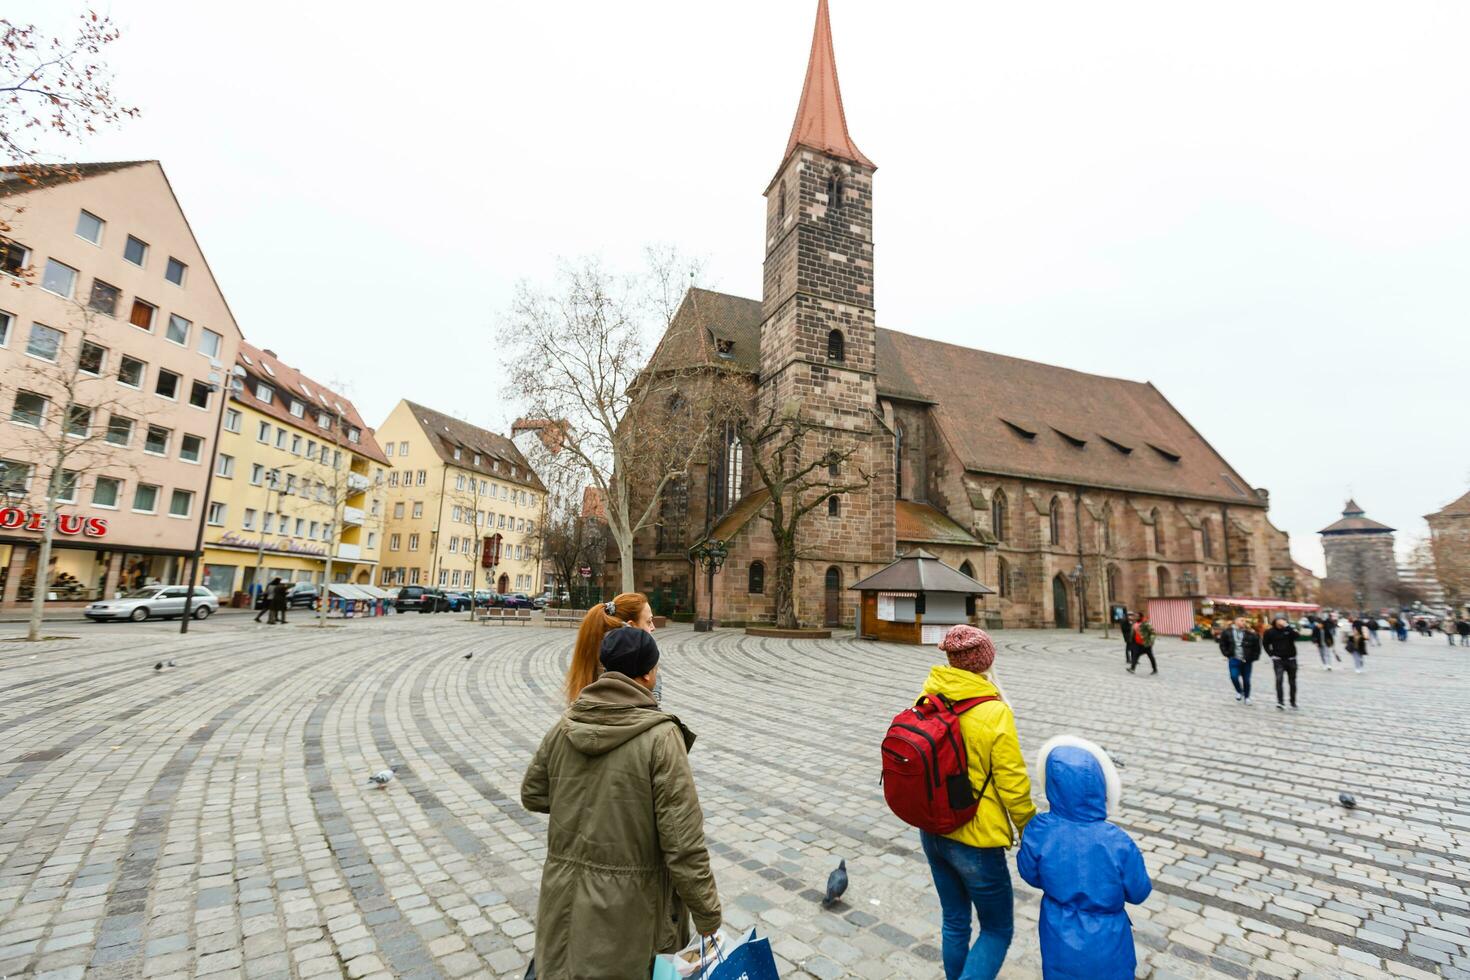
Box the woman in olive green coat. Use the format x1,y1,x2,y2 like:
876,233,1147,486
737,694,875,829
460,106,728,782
521,628,721,979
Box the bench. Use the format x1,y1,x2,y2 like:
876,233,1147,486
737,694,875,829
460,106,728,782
480,608,533,626
544,607,584,628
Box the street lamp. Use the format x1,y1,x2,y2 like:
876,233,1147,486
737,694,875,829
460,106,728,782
690,538,728,632
1180,570,1198,596
1069,563,1086,634
180,379,227,633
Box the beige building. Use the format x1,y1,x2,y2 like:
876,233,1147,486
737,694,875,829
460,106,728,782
200,341,388,599
375,400,545,595
0,162,243,609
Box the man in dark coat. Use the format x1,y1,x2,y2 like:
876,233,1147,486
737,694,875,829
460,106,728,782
269,579,290,624
522,627,721,978
1217,616,1262,705
1262,617,1300,710
1121,611,1137,667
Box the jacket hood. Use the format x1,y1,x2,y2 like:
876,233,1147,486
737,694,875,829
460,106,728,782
1036,735,1120,821
563,672,688,756
922,665,1002,702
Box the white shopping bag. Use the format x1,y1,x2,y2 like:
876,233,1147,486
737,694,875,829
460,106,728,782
652,929,733,980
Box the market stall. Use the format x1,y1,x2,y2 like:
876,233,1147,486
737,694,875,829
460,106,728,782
851,549,994,644
1148,595,1321,636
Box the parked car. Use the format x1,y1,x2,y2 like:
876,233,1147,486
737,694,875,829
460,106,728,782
442,592,472,612
86,586,220,622
395,586,449,614
253,582,320,610
500,592,536,610
471,590,495,608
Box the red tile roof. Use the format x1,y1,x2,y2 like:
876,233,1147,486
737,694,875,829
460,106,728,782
1427,490,1470,519
781,0,874,172
896,500,981,546
403,400,545,492
233,341,388,464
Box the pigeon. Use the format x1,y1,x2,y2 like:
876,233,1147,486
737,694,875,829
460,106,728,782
463,652,473,660
154,662,163,671
1109,753,1125,769
368,768,396,788
1338,792,1357,810
166,660,176,668
822,859,848,907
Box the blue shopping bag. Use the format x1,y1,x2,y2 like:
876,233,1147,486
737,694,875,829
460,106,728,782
702,930,781,980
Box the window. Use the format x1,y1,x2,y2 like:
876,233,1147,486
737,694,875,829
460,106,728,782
124,235,148,266
255,382,273,404
65,404,91,437
249,464,264,486
180,434,204,463
0,458,31,495
828,496,840,517
290,434,302,455
216,453,235,478
1106,565,1121,603
0,309,10,345
165,257,187,285
169,489,194,518
189,380,212,409
305,440,317,460
275,428,287,449
1151,508,1164,554
387,471,398,487
207,501,227,526
256,420,271,443
1201,521,1214,559
455,474,465,491
398,441,408,454
826,170,844,208
88,279,120,316
1102,508,1114,552
416,470,426,486
199,328,222,359
79,341,106,375
827,329,845,362
393,502,404,519
153,369,182,400
165,314,190,346
1049,497,1062,546
408,533,420,551
11,390,46,427
26,322,62,361
132,483,159,513
452,447,462,461
93,476,121,508
54,469,79,503
106,414,133,447
294,518,304,537
1156,566,1172,596
118,355,145,388
144,425,170,455
997,556,1011,599
389,533,401,551
262,513,273,533
0,238,30,276
385,443,394,457
289,400,304,418
129,298,156,331
748,561,765,594
242,508,256,530
411,502,423,519
42,259,78,298
448,537,459,553
991,490,1008,543
75,210,106,244
317,411,331,429
309,520,318,539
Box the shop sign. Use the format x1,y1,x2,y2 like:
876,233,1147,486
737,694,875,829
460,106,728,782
0,507,109,537
216,530,328,557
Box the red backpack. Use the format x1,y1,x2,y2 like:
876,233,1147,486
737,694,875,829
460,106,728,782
882,694,998,834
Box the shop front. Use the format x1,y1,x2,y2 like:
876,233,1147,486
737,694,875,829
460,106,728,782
202,531,377,605
1,538,190,610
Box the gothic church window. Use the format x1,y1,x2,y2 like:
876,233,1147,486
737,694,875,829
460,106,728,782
1049,497,1062,546
748,561,765,594
778,181,786,223
997,556,1011,599
991,490,1008,543
1151,508,1165,554
1201,520,1214,558
827,329,845,363
826,170,843,209
894,421,904,499
828,496,840,517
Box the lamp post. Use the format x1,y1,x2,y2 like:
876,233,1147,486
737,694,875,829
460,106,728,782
691,538,727,632
1180,570,1197,596
1069,562,1086,634
180,380,227,633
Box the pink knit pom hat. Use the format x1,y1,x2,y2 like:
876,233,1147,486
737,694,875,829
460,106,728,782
938,624,996,674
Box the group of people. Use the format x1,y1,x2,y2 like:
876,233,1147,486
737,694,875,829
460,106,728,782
252,577,291,624
521,594,1149,979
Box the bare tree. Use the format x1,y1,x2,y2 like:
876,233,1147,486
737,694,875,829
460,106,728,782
499,250,720,593
1,299,159,639
737,404,871,630
1427,532,1468,610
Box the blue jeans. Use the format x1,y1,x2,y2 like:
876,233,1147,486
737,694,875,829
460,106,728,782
1228,659,1252,698
920,831,1013,980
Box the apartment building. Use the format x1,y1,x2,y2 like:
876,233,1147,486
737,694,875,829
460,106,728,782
375,400,544,594
0,163,243,609
200,342,388,598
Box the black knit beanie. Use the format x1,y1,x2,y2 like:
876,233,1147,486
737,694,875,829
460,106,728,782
599,626,660,678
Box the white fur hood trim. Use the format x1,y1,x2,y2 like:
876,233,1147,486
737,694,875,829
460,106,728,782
1036,734,1121,818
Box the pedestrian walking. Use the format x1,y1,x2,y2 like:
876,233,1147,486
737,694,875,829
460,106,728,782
1217,616,1261,705
1367,618,1381,646
1018,736,1151,980
563,592,653,705
1119,610,1135,666
1443,618,1457,645
1345,619,1370,672
915,626,1036,980
1262,617,1300,710
1458,617,1470,646
1309,616,1337,670
269,578,289,625
254,578,279,624
1126,613,1157,675
521,627,721,978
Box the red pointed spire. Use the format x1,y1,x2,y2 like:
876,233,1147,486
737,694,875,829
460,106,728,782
783,0,874,170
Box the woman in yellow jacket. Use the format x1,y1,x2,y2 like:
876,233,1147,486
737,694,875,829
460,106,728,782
920,625,1036,980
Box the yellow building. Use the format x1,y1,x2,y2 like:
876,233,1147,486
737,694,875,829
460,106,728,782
375,400,544,595
200,342,387,599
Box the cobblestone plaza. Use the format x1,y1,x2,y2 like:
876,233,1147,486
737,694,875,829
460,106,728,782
1,618,1466,979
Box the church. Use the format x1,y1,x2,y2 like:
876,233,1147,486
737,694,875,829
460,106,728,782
629,0,1297,630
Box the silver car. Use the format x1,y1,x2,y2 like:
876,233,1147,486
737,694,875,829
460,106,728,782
86,585,220,622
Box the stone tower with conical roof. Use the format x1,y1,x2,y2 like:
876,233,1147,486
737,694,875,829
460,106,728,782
757,0,894,616
1319,499,1401,610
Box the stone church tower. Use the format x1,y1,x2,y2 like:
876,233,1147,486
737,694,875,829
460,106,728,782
757,0,894,619
1319,499,1401,610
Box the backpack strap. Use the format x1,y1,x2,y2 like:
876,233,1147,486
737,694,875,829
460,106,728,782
938,696,1001,805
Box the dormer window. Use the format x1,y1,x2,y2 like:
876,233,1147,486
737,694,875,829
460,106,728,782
827,329,845,362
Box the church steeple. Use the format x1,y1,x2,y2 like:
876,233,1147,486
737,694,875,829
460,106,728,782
782,0,874,172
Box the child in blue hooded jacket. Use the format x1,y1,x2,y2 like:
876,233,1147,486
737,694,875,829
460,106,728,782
1017,735,1151,980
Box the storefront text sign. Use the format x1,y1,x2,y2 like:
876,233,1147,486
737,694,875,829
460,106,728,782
216,531,328,557
0,507,108,537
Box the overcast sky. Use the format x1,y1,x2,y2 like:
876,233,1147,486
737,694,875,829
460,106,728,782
14,0,1467,574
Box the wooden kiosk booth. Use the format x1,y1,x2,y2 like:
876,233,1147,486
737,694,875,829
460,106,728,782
852,549,995,644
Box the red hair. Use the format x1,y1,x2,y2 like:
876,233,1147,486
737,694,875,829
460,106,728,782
565,592,648,704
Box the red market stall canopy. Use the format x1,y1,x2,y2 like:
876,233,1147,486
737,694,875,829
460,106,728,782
1147,595,1321,635
1205,596,1321,613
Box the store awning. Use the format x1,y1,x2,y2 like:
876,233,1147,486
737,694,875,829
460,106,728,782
1206,596,1321,612
327,584,373,600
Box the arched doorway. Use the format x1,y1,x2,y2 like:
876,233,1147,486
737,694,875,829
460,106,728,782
1156,566,1172,596
824,566,842,627
497,573,509,594
1052,574,1070,629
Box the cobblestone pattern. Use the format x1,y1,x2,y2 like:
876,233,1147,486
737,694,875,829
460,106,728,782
0,619,1466,979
